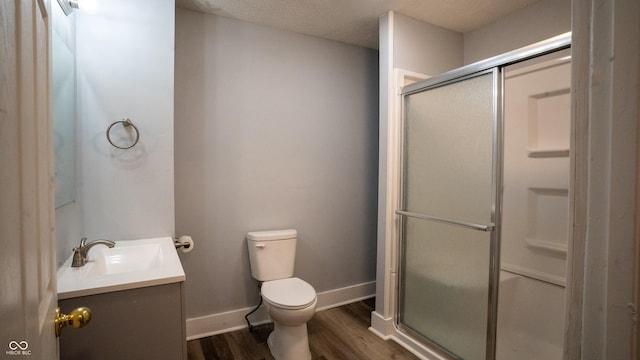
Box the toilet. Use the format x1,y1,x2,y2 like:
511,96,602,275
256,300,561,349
247,229,317,360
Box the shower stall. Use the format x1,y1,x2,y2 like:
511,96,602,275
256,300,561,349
389,34,572,360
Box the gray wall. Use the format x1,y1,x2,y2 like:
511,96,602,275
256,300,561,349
393,12,463,76
55,0,175,267
463,0,571,64
76,0,175,241
175,8,379,317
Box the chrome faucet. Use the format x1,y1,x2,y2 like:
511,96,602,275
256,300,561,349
71,237,116,267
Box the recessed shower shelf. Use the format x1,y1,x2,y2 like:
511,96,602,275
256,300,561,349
527,148,570,158
525,237,568,256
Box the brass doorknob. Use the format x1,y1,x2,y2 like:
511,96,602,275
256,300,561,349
55,307,92,337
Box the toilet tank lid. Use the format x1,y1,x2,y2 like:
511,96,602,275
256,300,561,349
247,229,297,241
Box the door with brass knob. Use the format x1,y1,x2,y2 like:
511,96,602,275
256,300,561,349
55,307,92,337
2,1,59,358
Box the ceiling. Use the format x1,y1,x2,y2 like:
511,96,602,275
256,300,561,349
175,0,541,49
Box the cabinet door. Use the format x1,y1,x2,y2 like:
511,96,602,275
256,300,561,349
59,284,186,360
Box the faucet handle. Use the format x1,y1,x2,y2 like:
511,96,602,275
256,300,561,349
79,237,87,248
71,247,85,267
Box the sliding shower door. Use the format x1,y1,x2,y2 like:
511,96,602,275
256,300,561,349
397,69,499,360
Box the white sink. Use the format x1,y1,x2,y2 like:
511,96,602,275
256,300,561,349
88,243,162,277
57,237,185,299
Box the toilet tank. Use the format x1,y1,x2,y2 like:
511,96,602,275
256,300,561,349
247,229,297,282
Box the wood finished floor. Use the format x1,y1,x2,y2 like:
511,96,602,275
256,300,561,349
187,299,419,360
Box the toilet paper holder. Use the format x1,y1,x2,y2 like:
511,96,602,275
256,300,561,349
174,235,194,252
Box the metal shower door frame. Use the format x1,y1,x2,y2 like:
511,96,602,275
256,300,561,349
396,67,500,360
394,33,571,360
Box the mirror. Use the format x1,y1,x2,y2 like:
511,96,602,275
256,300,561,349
52,25,77,208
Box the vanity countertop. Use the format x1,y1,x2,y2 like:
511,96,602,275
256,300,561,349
57,236,185,299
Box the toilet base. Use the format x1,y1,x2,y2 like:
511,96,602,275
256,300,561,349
267,323,312,360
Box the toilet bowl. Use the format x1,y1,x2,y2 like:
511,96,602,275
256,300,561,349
262,277,317,360
246,229,317,360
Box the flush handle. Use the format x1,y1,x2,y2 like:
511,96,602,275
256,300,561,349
255,243,266,249
55,307,92,337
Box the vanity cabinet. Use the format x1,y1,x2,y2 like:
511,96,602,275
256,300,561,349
58,282,186,360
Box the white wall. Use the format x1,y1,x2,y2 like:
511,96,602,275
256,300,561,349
568,0,639,357
74,0,175,241
174,9,379,319
463,0,571,64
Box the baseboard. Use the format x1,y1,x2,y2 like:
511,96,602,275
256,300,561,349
186,305,270,341
186,281,376,340
315,281,376,311
368,310,393,340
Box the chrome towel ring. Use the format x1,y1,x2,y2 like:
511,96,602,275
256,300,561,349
106,118,140,149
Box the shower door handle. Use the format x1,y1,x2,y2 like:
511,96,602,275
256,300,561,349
395,210,495,232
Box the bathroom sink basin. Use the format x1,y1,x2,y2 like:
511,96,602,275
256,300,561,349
87,243,162,277
57,237,185,299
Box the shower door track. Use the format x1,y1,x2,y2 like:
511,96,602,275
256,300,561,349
400,33,571,96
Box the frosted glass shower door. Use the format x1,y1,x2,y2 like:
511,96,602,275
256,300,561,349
398,70,498,360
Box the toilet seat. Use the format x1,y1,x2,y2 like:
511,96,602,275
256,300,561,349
262,277,317,310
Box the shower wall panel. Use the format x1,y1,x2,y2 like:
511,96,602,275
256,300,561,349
502,58,571,285
497,53,571,360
